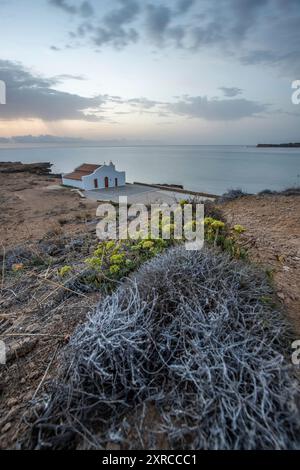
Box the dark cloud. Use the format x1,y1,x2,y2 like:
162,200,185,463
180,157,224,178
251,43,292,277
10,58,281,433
166,95,267,121
240,49,276,66
0,60,270,124
0,60,107,122
47,0,300,76
49,0,93,17
50,45,61,51
124,93,267,121
176,0,195,14
92,0,140,48
191,0,269,49
145,4,172,44
80,1,94,17
219,87,243,98
104,0,140,28
93,26,138,49
229,0,269,41
240,50,300,76
69,21,94,39
49,0,76,15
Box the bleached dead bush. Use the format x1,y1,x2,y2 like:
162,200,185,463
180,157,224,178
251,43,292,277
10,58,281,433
29,247,300,450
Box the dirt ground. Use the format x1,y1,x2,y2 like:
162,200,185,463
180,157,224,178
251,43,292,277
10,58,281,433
0,164,101,449
222,194,300,334
0,165,98,247
0,164,299,449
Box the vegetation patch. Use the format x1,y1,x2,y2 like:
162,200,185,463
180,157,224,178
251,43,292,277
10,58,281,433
26,246,299,450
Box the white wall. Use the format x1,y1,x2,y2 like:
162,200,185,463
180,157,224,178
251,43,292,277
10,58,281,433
62,177,83,189
82,164,126,190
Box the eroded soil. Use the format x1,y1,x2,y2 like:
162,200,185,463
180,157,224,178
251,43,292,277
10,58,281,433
222,194,300,333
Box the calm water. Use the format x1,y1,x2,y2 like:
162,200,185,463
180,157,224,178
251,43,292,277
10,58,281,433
0,145,299,195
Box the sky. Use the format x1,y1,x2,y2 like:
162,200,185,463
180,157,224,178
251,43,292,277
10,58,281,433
0,0,300,144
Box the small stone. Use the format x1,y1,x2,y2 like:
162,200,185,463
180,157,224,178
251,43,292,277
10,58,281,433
277,292,285,300
7,398,18,407
2,422,12,433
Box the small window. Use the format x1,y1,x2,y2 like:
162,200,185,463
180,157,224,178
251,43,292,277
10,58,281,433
94,179,98,189
115,178,118,187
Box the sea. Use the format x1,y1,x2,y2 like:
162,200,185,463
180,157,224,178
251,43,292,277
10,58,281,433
0,144,299,195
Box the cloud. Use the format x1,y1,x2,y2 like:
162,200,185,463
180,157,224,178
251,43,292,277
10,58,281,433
50,45,61,51
49,0,299,76
176,0,195,14
51,0,269,53
127,97,162,109
92,0,140,48
49,0,93,17
80,1,94,17
240,49,300,76
0,59,271,125
145,4,172,44
124,93,267,121
0,60,108,122
93,26,139,49
240,49,276,66
190,0,269,49
166,95,267,121
49,0,76,15
219,87,243,97
104,0,140,28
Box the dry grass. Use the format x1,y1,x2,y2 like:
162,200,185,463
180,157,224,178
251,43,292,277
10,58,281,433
25,246,299,450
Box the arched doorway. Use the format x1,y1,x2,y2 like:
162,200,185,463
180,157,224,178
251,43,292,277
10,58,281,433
104,176,109,188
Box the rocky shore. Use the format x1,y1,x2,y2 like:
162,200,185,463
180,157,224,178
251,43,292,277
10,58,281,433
0,161,55,175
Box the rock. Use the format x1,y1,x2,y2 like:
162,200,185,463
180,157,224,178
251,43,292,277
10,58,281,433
0,162,52,175
2,422,12,434
6,338,38,363
7,398,18,407
41,243,62,256
69,238,84,249
277,292,285,300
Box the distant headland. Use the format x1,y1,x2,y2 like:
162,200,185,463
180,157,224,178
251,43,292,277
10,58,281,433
257,143,300,148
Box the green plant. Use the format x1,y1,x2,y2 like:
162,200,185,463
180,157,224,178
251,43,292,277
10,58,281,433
58,265,72,277
110,253,125,264
203,217,247,259
233,224,246,234
109,264,121,275
141,240,154,249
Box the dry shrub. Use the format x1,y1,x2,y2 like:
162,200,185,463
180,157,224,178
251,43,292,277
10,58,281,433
27,246,299,450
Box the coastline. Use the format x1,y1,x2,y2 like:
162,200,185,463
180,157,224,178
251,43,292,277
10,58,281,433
1,161,300,449
1,145,299,195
